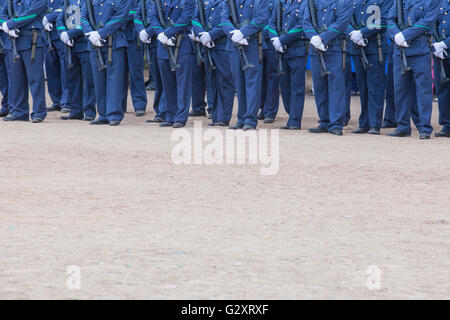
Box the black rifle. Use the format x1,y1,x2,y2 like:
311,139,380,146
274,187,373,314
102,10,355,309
45,10,55,52
433,26,450,84
7,0,20,61
396,0,412,74
226,0,253,70
155,0,181,71
0,36,5,54
140,0,152,66
307,0,330,77
85,0,107,71
351,14,372,71
64,0,74,69
274,0,284,76
197,0,216,71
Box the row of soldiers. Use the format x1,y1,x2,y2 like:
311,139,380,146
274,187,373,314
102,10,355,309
0,0,449,139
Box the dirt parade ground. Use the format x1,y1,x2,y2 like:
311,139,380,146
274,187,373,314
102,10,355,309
0,90,449,300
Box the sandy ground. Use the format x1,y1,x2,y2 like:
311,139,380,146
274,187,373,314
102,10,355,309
0,89,449,300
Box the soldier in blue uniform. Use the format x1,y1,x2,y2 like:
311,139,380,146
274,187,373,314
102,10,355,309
135,0,167,123
56,0,96,121
431,0,450,137
304,0,353,135
191,0,235,126
43,0,70,113
149,0,195,128
268,0,307,130
1,0,48,122
387,0,439,139
81,0,130,126
121,0,147,117
221,0,270,130
258,0,279,124
0,0,11,118
348,0,390,135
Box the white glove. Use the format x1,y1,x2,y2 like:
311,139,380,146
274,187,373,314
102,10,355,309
9,29,19,38
230,29,244,43
66,39,74,47
433,41,447,55
188,29,198,42
139,29,151,43
43,16,49,26
60,31,70,44
356,38,367,47
205,41,215,48
45,22,53,32
239,38,249,46
166,37,176,46
394,32,409,48
434,49,447,60
89,31,102,46
2,22,9,33
349,30,363,44
199,31,212,46
271,37,282,51
157,32,168,45
311,35,326,51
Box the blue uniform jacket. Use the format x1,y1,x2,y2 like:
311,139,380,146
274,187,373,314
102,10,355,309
191,0,228,50
0,0,47,50
134,0,157,48
80,0,130,51
387,0,440,56
435,0,450,48
148,0,195,59
45,0,64,41
56,0,90,53
220,0,270,52
268,0,308,58
347,0,391,56
303,0,353,54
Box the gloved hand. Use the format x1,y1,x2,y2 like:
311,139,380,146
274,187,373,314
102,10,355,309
205,41,215,48
88,31,103,47
188,29,199,42
9,29,19,38
239,38,249,46
166,37,176,46
157,32,169,45
139,29,151,43
199,31,212,46
394,32,409,48
434,48,447,60
271,37,283,51
349,30,363,44
433,41,447,56
44,22,53,32
356,38,367,47
60,31,70,44
230,29,244,43
311,35,326,51
2,22,9,33
66,39,74,47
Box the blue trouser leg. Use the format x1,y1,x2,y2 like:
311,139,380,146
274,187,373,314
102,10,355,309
261,49,279,119
280,55,306,128
65,53,84,118
121,53,129,112
158,54,193,124
393,53,433,135
366,54,386,129
45,43,62,105
79,52,96,118
0,52,9,112
10,48,47,120
384,52,396,125
229,49,263,127
150,47,166,119
213,49,234,125
353,55,370,129
311,53,346,131
204,51,218,123
126,40,147,112
344,55,352,124
191,57,207,114
434,58,450,131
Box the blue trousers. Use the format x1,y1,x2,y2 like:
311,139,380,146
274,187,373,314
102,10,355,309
158,53,194,124
433,58,450,132
90,48,126,122
229,49,263,127
191,56,207,114
260,49,279,119
121,40,147,112
9,47,47,120
393,53,433,135
353,54,386,129
279,55,307,128
209,49,234,125
310,52,346,131
384,51,396,126
149,47,166,119
344,55,352,124
45,40,69,108
0,51,11,113
65,51,96,119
